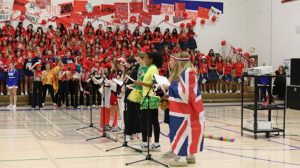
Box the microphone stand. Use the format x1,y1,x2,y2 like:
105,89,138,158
86,75,117,142
106,65,142,153
126,83,168,167
76,74,99,131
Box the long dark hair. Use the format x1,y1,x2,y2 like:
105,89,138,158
146,52,163,68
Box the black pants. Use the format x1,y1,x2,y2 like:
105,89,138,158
79,82,90,106
141,109,160,143
32,81,43,108
124,100,141,136
92,82,101,105
58,81,69,107
69,80,79,108
43,84,55,104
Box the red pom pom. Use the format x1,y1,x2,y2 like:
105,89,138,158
191,20,196,26
212,15,217,22
130,16,137,23
244,52,250,57
237,48,243,53
200,19,206,25
41,19,47,25
221,40,226,46
180,23,185,28
186,23,192,27
19,15,25,21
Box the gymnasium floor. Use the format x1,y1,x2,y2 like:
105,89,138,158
0,105,299,168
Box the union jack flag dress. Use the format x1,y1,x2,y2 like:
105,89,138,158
169,68,205,156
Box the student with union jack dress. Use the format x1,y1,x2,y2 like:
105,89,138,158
167,52,205,167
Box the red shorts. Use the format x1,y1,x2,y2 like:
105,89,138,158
110,93,118,105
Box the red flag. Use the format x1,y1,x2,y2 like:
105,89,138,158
175,3,185,17
130,2,143,13
70,12,84,25
149,4,161,15
56,16,72,28
198,7,209,19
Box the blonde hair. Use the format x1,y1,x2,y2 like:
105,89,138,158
170,52,194,82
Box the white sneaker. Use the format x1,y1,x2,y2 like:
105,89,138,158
12,105,16,109
229,90,232,93
226,90,228,93
219,90,223,93
21,92,24,95
216,90,219,93
0,92,3,95
6,104,12,108
209,90,212,94
151,143,161,152
25,91,28,96
212,90,215,94
162,151,174,158
134,143,148,152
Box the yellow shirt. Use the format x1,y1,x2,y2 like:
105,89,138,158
42,71,54,85
142,65,158,97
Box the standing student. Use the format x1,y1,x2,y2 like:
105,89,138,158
216,56,224,93
29,62,43,110
168,52,205,167
6,63,18,109
233,58,244,93
273,65,286,99
57,65,71,108
0,55,7,95
199,56,208,93
24,53,34,95
79,65,90,107
223,57,233,93
208,56,218,93
69,64,80,109
42,63,55,105
134,52,162,152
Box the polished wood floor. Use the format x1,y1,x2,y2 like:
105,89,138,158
0,104,299,168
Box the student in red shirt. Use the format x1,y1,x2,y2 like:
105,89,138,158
178,28,188,50
171,28,179,47
15,50,25,95
163,28,172,49
79,65,90,107
223,57,233,93
208,56,218,93
199,56,209,93
233,58,244,93
0,54,7,95
216,56,224,93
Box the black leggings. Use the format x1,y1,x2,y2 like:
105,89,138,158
32,81,43,108
69,80,79,108
124,100,141,136
43,84,55,104
79,82,90,106
141,109,160,143
58,81,69,107
91,82,101,105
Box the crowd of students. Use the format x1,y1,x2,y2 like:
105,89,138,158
0,20,248,109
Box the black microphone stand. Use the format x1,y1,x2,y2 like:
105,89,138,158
126,83,168,167
76,74,99,131
86,75,117,142
106,65,142,153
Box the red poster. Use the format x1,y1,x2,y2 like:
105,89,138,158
198,7,209,19
59,2,73,15
175,3,185,17
148,4,161,15
70,12,84,25
130,2,143,13
83,6,101,18
101,4,116,16
74,0,88,13
115,13,128,21
186,10,197,20
114,2,128,14
161,3,174,15
139,12,152,25
13,0,28,13
56,16,72,28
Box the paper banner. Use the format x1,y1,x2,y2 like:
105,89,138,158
13,0,28,13
100,4,115,16
115,13,128,21
143,0,149,12
83,5,101,18
59,2,73,16
139,12,152,25
70,12,84,25
161,3,174,15
25,11,41,24
175,3,185,17
130,2,143,13
114,2,128,14
173,15,185,23
149,4,161,15
56,16,72,28
198,6,209,19
36,0,51,9
74,0,88,13
209,6,222,16
0,6,11,22
186,10,197,20
46,5,61,18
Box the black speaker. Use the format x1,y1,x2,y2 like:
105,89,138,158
291,58,300,85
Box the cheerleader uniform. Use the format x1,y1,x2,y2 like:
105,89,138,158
223,63,233,82
216,61,224,79
32,69,43,109
79,70,90,106
187,31,197,50
24,58,34,78
179,33,188,50
7,69,19,89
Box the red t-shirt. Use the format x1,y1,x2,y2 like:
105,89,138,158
234,63,244,77
216,62,224,73
224,63,233,75
199,63,209,74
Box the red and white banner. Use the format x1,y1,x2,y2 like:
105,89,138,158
161,3,174,15
139,11,152,25
130,2,143,13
